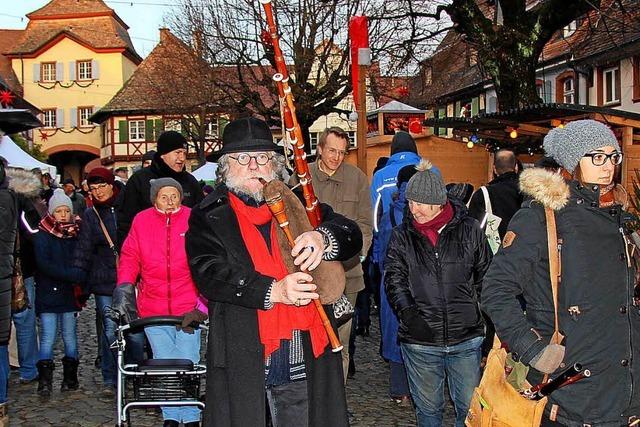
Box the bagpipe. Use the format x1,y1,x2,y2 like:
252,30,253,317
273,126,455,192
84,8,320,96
258,0,345,352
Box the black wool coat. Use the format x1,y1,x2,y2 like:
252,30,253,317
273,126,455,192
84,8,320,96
482,168,640,426
186,184,362,427
117,154,203,248
0,188,17,345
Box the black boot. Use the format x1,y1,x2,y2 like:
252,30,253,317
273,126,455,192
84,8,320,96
61,357,79,391
162,421,179,427
185,422,200,427
36,360,54,397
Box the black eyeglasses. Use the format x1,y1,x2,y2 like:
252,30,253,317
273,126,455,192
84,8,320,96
89,183,110,192
582,152,623,166
229,153,273,166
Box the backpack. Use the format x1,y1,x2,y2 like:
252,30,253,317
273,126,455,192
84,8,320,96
480,186,502,254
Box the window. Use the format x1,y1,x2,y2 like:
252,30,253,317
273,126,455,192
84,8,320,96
77,60,92,81
164,119,182,133
206,117,219,138
563,78,575,104
42,109,56,128
128,120,146,141
78,107,93,127
563,21,577,38
604,66,620,104
633,56,640,101
41,62,56,82
310,132,319,151
347,131,356,148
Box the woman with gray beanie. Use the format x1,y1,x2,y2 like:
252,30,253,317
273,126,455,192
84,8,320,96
33,189,83,397
384,159,492,427
482,119,640,426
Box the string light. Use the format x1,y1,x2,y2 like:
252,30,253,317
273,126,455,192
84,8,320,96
509,128,518,139
466,141,474,149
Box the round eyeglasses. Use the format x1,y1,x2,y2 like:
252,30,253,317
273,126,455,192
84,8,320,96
582,152,623,166
229,153,273,166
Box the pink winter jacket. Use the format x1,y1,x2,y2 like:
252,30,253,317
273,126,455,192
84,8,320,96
117,206,207,318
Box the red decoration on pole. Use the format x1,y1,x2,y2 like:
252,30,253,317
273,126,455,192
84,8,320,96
349,16,369,102
39,130,49,141
0,90,15,107
260,29,273,46
397,85,409,97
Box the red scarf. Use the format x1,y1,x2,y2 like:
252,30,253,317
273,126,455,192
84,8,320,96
228,193,329,359
39,214,80,238
412,201,454,246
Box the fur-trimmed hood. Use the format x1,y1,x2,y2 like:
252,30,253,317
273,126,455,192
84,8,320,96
7,168,42,198
519,167,629,211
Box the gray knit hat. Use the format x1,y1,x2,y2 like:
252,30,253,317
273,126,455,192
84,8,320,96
48,188,73,214
405,159,447,205
543,119,620,173
149,178,183,204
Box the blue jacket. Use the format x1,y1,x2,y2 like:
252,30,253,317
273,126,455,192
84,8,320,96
376,183,409,363
370,151,434,232
72,202,119,296
34,231,81,314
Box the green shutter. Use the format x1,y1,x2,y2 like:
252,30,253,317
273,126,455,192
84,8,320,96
219,117,229,137
471,97,479,116
119,120,128,143
145,119,154,141
154,119,164,139
454,101,461,117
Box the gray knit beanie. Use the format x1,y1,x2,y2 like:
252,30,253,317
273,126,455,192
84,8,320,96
405,159,447,205
543,119,620,173
48,188,73,214
149,178,183,204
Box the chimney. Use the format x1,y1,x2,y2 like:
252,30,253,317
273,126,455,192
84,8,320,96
192,29,203,58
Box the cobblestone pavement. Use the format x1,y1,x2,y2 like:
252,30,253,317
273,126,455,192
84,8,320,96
8,300,455,426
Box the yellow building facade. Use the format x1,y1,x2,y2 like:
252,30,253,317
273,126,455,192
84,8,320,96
5,0,141,183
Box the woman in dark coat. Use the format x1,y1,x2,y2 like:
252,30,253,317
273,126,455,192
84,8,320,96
34,189,82,397
482,120,640,426
384,160,492,427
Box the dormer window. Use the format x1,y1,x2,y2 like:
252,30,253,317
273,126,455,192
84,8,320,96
563,21,577,38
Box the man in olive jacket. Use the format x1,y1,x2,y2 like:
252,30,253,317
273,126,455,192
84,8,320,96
186,118,362,427
292,127,372,381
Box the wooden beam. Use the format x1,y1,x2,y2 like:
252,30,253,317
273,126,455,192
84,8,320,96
622,126,633,188
592,113,640,128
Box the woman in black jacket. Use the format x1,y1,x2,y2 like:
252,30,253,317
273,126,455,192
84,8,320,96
482,120,640,426
384,160,492,427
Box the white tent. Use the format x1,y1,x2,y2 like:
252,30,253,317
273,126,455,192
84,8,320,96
0,135,56,176
191,161,217,182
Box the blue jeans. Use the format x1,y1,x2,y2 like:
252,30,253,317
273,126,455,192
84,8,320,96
38,312,78,360
144,325,201,423
389,360,410,398
401,336,483,427
95,295,117,385
0,345,8,404
12,276,38,380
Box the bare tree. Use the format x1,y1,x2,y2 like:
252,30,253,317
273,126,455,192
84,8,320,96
166,0,449,151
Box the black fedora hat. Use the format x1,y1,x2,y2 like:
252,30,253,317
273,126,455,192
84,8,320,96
207,117,283,162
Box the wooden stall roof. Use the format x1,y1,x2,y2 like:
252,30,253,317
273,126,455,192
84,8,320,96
424,103,640,144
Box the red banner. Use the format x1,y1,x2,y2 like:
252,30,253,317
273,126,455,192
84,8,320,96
349,16,369,103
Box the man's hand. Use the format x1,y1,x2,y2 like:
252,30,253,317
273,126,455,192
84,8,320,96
179,309,208,334
291,230,324,271
270,272,319,307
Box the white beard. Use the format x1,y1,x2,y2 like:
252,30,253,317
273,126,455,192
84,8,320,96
225,170,278,202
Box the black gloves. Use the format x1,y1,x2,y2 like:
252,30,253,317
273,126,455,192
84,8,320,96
400,306,434,342
179,309,208,334
108,283,139,325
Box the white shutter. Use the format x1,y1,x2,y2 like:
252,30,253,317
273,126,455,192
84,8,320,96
544,80,552,103
70,108,77,127
33,63,40,82
69,62,76,81
56,108,64,128
56,62,64,81
91,60,100,79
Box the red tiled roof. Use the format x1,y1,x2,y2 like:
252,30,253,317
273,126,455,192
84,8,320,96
28,0,116,21
0,30,25,95
5,0,138,61
93,29,278,122
92,29,231,122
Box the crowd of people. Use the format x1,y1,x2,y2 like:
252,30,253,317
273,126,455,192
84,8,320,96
0,116,639,427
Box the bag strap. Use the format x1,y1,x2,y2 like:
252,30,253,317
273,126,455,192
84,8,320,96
92,206,117,255
481,186,493,215
544,207,562,345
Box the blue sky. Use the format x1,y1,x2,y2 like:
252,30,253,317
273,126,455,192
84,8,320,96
0,0,172,57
